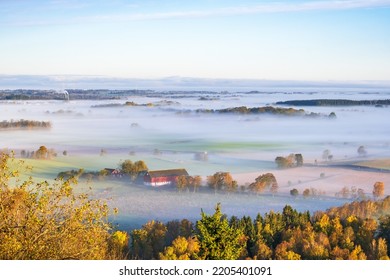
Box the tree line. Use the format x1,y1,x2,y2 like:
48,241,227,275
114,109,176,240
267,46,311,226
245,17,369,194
20,146,57,159
175,172,279,194
56,161,386,203
56,157,281,195
276,99,390,107
57,159,148,181
196,106,309,116
0,120,51,129
194,106,336,119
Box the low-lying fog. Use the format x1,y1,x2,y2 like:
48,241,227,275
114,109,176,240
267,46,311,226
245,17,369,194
1,91,389,229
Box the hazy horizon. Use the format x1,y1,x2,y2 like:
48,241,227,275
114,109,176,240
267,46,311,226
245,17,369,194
1,74,390,91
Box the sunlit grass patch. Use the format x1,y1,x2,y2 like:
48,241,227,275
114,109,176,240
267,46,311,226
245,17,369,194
203,141,281,151
162,139,283,153
22,158,82,180
353,159,390,171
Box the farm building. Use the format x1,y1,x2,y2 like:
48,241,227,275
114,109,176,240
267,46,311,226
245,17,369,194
104,168,123,178
144,169,189,187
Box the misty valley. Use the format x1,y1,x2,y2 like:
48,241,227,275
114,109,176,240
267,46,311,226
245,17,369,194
1,90,389,231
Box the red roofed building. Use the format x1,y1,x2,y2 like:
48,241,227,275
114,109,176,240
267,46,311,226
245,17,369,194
143,169,189,187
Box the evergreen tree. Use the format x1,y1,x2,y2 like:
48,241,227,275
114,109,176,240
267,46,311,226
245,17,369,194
196,204,244,260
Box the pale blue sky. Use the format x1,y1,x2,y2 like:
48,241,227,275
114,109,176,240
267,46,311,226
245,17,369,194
1,0,390,81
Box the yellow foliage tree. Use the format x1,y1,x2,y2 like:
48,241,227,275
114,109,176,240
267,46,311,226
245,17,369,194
274,241,301,260
207,172,237,193
373,182,385,199
252,239,273,260
348,245,367,260
330,246,350,260
109,231,130,259
131,220,167,259
0,153,122,260
159,236,200,260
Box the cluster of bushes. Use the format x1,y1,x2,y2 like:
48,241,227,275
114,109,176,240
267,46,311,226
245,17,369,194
57,159,148,181
119,160,148,180
335,186,367,200
290,187,326,198
275,153,303,168
125,101,153,107
204,172,278,194
332,182,384,200
57,168,114,181
20,146,57,159
206,172,238,193
248,173,278,193
176,175,202,192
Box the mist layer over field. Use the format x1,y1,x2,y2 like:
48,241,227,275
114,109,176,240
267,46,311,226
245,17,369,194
1,90,389,229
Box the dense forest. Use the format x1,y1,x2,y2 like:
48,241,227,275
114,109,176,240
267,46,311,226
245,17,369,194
129,198,390,260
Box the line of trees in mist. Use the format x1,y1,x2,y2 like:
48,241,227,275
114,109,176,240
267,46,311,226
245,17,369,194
276,99,390,107
55,167,280,196
57,159,149,181
195,106,328,118
56,162,386,202
19,145,57,160
0,120,51,130
193,105,337,119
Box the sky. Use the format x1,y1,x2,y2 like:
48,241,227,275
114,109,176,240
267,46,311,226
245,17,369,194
0,0,390,84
